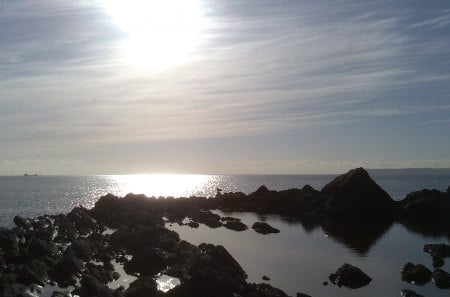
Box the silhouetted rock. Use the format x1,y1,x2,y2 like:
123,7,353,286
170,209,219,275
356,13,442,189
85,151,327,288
296,293,312,297
432,269,450,289
262,275,270,281
223,220,248,231
245,283,289,297
252,222,280,234
13,215,32,229
401,262,432,285
124,248,168,276
124,277,158,297
400,289,425,297
329,263,372,289
320,168,395,220
397,189,450,235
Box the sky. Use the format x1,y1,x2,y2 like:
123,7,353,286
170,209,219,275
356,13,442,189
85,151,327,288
1,0,450,175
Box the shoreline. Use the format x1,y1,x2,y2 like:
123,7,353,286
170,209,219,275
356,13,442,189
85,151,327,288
1,168,449,296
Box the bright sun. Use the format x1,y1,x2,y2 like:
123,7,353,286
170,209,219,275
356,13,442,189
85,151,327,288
104,0,204,71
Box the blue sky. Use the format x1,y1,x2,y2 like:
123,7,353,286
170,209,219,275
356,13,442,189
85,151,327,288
1,0,449,174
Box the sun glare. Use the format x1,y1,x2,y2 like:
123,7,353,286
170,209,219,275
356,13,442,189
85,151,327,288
104,0,205,71
111,174,213,198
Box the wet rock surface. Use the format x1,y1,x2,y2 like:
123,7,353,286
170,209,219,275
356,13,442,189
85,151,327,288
328,263,372,289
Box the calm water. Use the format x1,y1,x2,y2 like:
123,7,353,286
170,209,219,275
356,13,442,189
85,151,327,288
0,171,449,297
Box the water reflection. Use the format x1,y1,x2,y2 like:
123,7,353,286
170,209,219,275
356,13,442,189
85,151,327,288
109,174,216,198
156,274,181,292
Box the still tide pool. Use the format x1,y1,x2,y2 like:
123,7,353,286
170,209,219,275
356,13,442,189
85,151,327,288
168,211,450,297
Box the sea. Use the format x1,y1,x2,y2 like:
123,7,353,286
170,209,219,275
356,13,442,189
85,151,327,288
0,169,449,297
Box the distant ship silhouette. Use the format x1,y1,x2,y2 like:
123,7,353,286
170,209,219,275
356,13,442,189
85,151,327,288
23,173,39,176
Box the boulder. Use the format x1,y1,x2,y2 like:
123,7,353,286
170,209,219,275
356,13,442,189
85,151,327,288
17,259,48,286
320,168,395,220
124,248,168,276
189,210,222,228
432,269,450,289
424,243,450,258
223,221,248,232
245,283,289,297
397,189,450,234
124,277,158,297
329,263,372,289
401,262,432,285
252,222,280,235
13,216,32,229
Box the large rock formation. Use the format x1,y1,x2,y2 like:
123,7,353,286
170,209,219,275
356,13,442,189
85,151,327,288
319,168,396,220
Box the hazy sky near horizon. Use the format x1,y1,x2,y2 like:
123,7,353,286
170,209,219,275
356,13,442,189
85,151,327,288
1,0,450,175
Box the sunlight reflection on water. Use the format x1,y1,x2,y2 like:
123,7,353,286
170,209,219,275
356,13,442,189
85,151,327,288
109,174,218,198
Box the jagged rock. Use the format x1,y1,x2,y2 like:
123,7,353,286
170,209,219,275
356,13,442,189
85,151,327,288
329,263,372,289
70,238,97,261
320,168,395,220
223,221,248,231
18,259,48,286
432,269,450,289
124,277,158,297
124,248,168,276
400,289,424,297
29,238,58,257
0,228,19,252
262,275,270,281
401,262,432,285
74,274,114,297
252,222,280,234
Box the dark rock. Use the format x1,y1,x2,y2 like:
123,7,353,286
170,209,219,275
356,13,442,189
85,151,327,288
252,222,280,234
190,210,222,228
0,228,19,252
432,268,450,289
296,293,312,297
71,238,97,261
401,262,432,285
110,226,179,254
74,274,114,297
320,168,395,220
424,243,450,258
245,283,289,297
124,277,158,297
400,289,425,297
29,238,58,257
18,259,48,286
322,281,328,286
262,275,270,281
124,248,168,276
397,189,450,235
329,263,372,289
432,256,445,268
223,221,248,231
51,250,84,286
187,221,199,228
13,216,32,229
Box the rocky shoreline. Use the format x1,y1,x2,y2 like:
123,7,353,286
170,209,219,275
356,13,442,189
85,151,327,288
0,168,449,297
